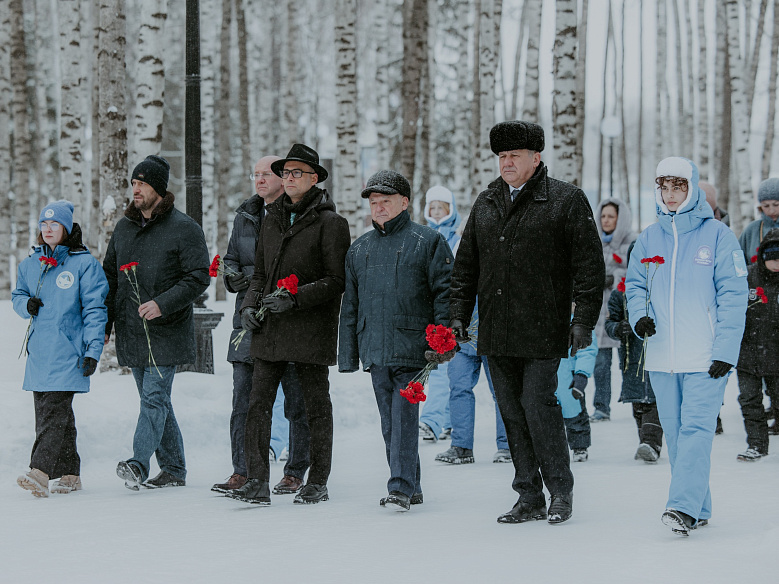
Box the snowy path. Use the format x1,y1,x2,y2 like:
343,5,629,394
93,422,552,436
0,299,775,583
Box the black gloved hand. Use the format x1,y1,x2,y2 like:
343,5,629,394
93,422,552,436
450,318,470,343
569,373,588,400
569,324,592,356
27,297,44,316
708,360,732,379
604,274,615,289
226,272,250,292
617,320,633,337
634,316,656,338
261,291,296,314
425,348,457,364
82,357,98,377
240,307,263,331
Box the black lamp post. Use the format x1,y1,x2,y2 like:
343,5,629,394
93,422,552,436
185,0,202,227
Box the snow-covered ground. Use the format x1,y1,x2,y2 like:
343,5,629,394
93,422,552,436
0,296,776,583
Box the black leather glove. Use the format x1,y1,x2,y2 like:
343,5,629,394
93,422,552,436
569,324,592,356
617,320,633,337
82,357,98,377
634,316,656,338
27,297,44,316
261,291,296,313
450,318,470,343
425,348,457,364
708,360,732,379
569,373,588,399
604,274,615,289
226,272,249,292
240,307,263,331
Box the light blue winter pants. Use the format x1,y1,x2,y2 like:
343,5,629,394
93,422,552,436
650,371,727,521
419,363,451,436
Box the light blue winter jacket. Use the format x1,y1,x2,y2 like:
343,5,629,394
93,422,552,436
12,242,109,392
555,327,598,419
424,186,461,251
625,158,748,373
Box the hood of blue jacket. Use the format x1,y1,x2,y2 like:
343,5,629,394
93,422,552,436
424,185,461,247
654,157,714,235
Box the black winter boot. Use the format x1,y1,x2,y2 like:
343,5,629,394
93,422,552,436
497,499,547,524
227,479,271,505
548,492,573,524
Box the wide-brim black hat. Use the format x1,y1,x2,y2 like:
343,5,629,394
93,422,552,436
271,143,328,183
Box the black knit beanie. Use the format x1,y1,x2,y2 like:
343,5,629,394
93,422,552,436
132,155,170,198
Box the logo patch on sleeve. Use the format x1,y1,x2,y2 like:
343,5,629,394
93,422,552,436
733,251,748,277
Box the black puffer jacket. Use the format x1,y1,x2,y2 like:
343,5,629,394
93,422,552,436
450,163,605,359
737,228,779,376
240,187,351,366
224,194,263,363
104,193,210,367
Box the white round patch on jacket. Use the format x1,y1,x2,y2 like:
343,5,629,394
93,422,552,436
56,271,75,289
694,245,713,266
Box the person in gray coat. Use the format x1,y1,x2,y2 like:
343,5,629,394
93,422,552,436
339,170,454,512
590,197,636,422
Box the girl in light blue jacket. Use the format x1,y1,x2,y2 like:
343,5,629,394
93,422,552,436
12,201,109,498
625,158,748,536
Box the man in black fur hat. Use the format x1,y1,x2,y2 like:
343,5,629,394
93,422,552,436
450,121,604,525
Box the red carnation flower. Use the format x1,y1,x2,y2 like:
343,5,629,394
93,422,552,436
756,287,765,296
425,324,457,354
400,381,427,404
277,274,299,295
612,253,623,264
120,261,139,272
751,255,758,264
209,255,221,278
617,277,626,293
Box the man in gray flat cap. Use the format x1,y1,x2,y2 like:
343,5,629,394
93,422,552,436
338,170,454,512
449,121,604,525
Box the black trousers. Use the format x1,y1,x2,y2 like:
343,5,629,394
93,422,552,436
487,356,573,504
631,402,663,452
737,370,779,452
245,360,332,485
30,391,80,478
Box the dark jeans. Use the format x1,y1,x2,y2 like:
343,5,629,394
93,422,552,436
563,396,591,450
245,360,331,485
632,402,663,452
737,370,779,452
370,366,422,498
593,347,613,415
30,391,80,477
488,356,573,505
231,362,310,479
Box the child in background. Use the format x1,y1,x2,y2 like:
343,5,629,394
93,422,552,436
555,309,598,462
605,242,663,463
735,228,779,460
419,186,460,442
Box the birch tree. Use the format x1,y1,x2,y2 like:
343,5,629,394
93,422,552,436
715,0,732,211
696,0,709,178
34,0,60,209
552,0,578,185
574,0,588,186
762,0,779,179
655,0,668,163
214,0,232,301
130,0,166,162
235,0,251,174
522,0,542,122
0,3,12,296
726,0,755,232
97,0,128,260
335,0,361,237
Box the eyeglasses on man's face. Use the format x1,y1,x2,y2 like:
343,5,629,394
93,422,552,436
249,171,275,181
281,169,316,179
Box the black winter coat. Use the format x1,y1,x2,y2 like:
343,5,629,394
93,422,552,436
604,289,656,403
450,164,605,358
737,228,779,376
104,194,210,367
224,194,263,363
241,187,351,366
338,210,453,372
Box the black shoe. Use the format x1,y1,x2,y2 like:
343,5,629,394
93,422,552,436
380,491,411,512
293,483,329,504
497,499,547,524
548,493,573,524
410,493,423,505
227,479,271,505
116,461,143,491
715,416,723,435
662,508,696,536
143,471,185,489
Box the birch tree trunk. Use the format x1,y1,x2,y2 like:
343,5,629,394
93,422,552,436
522,0,542,122
726,0,755,233
10,0,32,259
762,0,779,178
715,1,732,211
637,0,644,227
59,0,87,217
672,0,686,156
214,0,232,301
618,0,630,200
473,0,499,200
335,0,360,238
0,4,12,296
401,0,427,205
284,3,300,144
552,0,578,185
130,0,166,162
746,0,769,121
34,0,60,212
655,0,668,164
574,0,588,186
200,0,218,226
374,0,390,169
452,0,471,200
235,0,251,174
697,0,709,178
97,0,128,261
597,1,613,200
510,0,528,120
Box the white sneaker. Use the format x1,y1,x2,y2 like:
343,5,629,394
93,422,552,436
572,449,588,462
635,443,660,464
418,423,437,442
736,447,765,462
